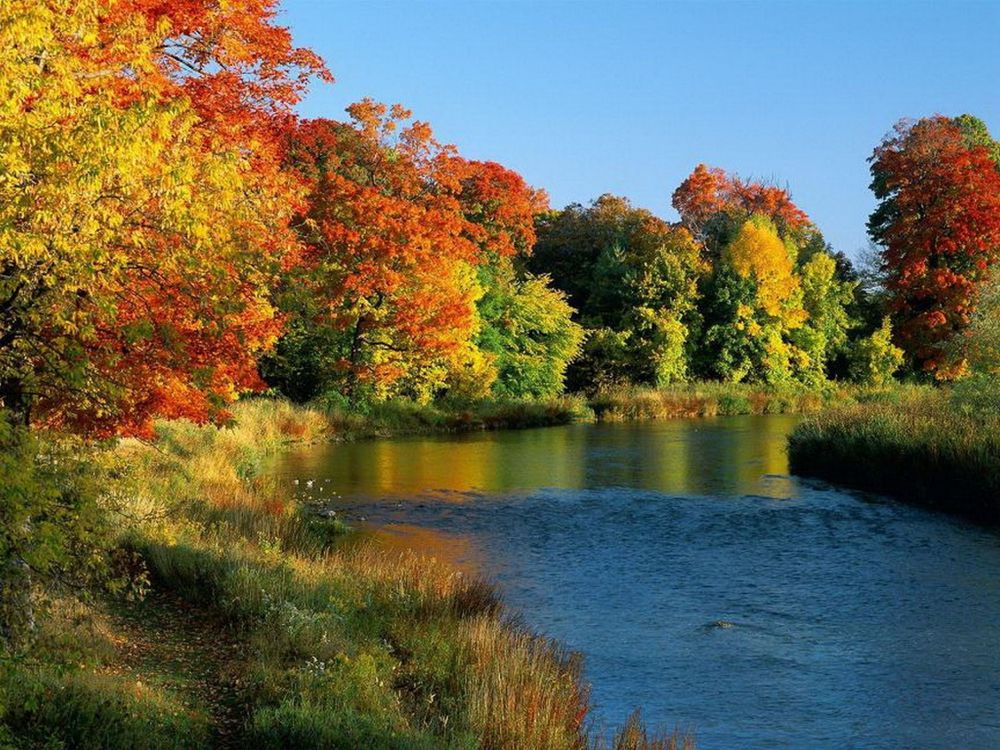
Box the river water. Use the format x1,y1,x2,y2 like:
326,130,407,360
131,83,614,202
274,416,1000,749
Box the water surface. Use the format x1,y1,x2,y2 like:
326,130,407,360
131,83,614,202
275,416,1000,749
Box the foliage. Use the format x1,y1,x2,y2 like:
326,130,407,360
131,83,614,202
951,274,1000,411
530,172,862,391
723,215,804,323
847,318,904,387
475,264,584,399
795,252,858,382
671,163,812,251
699,216,810,385
868,115,1000,377
452,158,583,400
531,195,706,390
279,108,482,400
267,106,580,405
0,0,327,437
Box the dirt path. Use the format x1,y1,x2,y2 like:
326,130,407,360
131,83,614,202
101,590,247,748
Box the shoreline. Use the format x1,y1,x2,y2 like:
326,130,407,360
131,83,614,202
788,391,1000,525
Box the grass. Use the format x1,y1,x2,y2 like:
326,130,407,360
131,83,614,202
316,394,593,440
0,594,213,750
2,398,689,749
586,382,856,421
788,385,1000,522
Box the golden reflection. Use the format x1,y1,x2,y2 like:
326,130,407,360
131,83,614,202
276,415,801,502
370,522,482,574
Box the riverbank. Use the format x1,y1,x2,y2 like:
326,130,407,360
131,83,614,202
318,394,592,439
1,400,689,749
311,381,861,442
586,383,854,421
788,387,1000,523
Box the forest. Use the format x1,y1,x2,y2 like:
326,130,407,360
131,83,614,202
1,1,999,748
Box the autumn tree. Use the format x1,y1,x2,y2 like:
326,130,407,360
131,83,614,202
671,164,812,255
0,0,327,436
700,216,807,383
868,115,1000,377
268,105,487,402
0,0,327,646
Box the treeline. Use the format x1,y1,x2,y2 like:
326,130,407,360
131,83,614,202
261,115,1000,408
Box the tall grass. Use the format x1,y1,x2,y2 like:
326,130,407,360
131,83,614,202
789,386,1000,521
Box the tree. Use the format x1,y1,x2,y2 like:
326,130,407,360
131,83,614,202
0,0,327,436
794,252,857,382
531,195,705,389
950,273,1000,411
475,265,583,399
277,106,494,401
449,159,582,399
698,216,808,384
868,115,1000,377
723,216,804,322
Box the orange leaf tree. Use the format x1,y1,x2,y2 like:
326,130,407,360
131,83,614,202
672,163,811,253
272,103,484,401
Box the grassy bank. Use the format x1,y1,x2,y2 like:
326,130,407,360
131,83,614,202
317,394,593,439
1,400,690,749
587,382,857,422
788,387,1000,522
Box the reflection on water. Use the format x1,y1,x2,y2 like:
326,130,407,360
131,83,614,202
278,415,800,501
272,416,1000,750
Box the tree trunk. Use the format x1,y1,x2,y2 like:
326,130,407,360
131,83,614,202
0,377,34,652
0,376,30,428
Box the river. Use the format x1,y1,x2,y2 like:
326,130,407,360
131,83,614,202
274,415,1000,749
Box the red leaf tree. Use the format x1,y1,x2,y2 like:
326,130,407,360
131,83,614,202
0,0,328,436
868,116,1000,376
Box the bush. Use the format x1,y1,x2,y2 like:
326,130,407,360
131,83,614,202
0,420,120,651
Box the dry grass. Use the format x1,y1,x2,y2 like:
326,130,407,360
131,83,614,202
600,711,694,750
460,616,588,750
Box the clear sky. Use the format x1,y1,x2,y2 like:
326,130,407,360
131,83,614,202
281,0,999,259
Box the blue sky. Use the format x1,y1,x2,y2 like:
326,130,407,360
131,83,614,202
281,0,999,260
